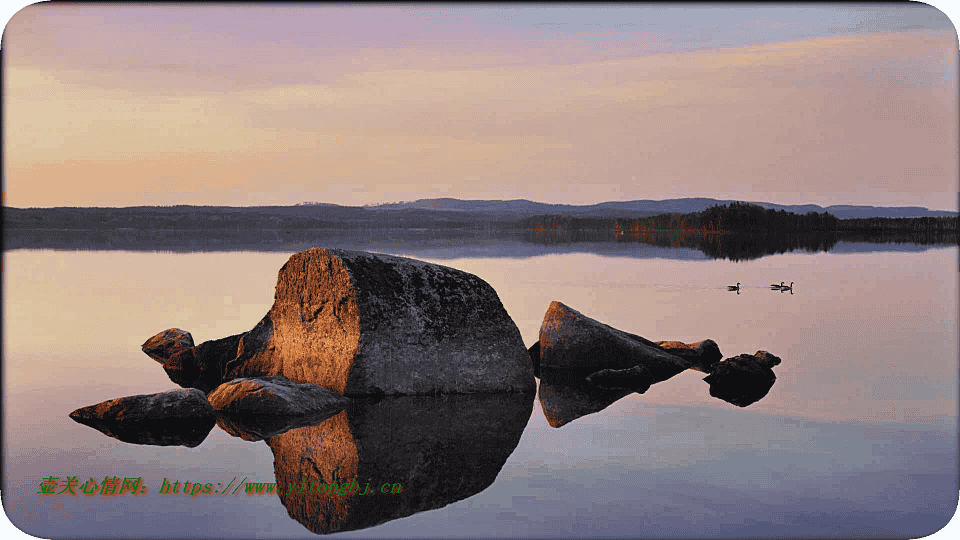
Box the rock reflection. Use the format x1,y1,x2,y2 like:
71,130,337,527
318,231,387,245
538,367,632,428
266,392,534,534
538,351,782,426
215,409,346,442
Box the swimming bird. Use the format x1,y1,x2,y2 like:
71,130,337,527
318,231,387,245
728,283,740,291
770,281,784,289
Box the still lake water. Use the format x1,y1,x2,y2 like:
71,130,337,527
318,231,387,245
3,240,958,538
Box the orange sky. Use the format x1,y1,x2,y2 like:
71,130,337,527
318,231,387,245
3,4,958,210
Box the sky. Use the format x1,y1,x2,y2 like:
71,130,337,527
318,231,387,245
2,2,958,210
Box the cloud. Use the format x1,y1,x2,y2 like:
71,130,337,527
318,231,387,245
4,23,956,207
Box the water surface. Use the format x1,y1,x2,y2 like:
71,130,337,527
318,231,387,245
3,242,957,538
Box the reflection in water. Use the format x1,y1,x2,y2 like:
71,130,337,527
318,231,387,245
6,227,952,261
9,245,953,539
3,227,515,253
215,408,346,442
541,351,782,426
708,374,776,407
615,230,839,262
538,368,632,428
266,392,534,534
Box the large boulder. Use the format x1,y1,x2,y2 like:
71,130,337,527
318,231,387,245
223,248,534,396
538,301,691,379
703,351,781,407
141,328,194,364
68,389,216,447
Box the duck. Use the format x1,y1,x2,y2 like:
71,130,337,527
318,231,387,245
780,282,794,291
728,282,740,291
770,281,784,289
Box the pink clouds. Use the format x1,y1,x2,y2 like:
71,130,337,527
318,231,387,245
3,5,957,209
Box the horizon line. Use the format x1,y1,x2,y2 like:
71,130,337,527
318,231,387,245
2,196,956,213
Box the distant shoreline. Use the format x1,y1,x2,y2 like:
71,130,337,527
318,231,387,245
4,201,955,259
3,198,956,227
4,200,956,236
3,196,956,220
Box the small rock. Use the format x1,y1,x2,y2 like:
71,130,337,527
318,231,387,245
208,376,349,417
68,389,216,447
160,333,244,393
141,328,194,364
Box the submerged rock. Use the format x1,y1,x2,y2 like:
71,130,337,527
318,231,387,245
68,389,216,447
584,339,724,391
655,339,723,372
703,351,782,407
585,364,657,392
538,301,691,379
141,328,194,364
223,248,535,396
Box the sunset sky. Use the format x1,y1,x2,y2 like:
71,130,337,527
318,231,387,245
3,3,958,210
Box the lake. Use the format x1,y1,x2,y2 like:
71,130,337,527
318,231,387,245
3,238,957,538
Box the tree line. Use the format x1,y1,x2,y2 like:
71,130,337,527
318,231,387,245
618,201,839,233
522,202,956,236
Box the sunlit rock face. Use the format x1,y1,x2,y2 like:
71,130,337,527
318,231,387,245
703,351,781,407
538,301,691,377
141,328,194,364
538,367,633,428
266,392,534,534
68,389,216,447
224,248,535,396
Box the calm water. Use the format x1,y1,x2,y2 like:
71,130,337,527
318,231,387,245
3,241,958,538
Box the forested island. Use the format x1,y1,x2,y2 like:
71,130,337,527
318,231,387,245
522,201,957,236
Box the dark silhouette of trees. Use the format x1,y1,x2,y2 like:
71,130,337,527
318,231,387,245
613,202,840,235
